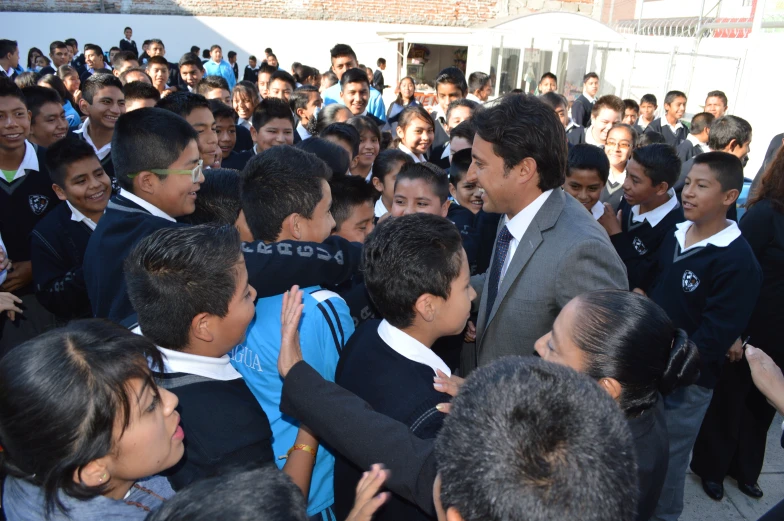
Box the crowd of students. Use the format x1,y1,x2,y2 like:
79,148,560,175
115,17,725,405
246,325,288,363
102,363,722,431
0,26,783,521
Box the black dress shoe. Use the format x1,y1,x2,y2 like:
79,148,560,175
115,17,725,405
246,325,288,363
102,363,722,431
738,482,763,498
702,479,724,500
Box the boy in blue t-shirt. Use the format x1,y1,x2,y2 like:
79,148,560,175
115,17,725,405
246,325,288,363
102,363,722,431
230,145,354,519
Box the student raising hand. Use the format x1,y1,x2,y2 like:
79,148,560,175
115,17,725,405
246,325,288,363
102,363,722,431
0,292,23,321
345,464,390,521
278,285,305,378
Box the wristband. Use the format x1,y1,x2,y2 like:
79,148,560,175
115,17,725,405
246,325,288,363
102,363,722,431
278,444,317,461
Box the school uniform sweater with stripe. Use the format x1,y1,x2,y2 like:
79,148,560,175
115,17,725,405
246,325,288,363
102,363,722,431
644,117,688,148
644,221,762,388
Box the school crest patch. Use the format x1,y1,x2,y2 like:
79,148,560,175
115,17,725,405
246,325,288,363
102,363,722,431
682,270,700,293
632,237,648,255
28,195,49,215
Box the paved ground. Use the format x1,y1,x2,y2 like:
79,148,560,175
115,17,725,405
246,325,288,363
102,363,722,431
681,414,783,520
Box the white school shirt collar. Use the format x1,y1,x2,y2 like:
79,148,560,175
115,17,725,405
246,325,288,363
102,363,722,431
583,91,596,104
66,201,98,231
441,142,451,160
431,105,446,123
364,167,374,183
4,66,13,77
466,93,482,103
591,200,604,220
374,197,389,218
565,119,580,133
399,144,425,163
377,320,451,376
661,116,684,135
124,37,133,43
631,188,679,227
501,189,553,278
584,126,601,147
119,188,176,222
674,220,741,253
74,118,112,160
606,169,626,193
687,133,711,153
1,140,39,183
296,122,311,141
237,118,251,130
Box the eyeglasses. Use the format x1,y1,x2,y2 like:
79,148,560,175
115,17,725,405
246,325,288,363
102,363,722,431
128,159,203,183
605,140,631,150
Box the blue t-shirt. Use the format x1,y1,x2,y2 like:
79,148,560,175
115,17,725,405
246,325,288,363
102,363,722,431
323,83,387,122
203,59,237,90
230,286,354,516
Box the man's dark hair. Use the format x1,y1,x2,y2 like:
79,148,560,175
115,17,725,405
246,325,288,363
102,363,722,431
290,85,319,115
112,50,138,69
251,97,295,131
467,71,491,93
156,91,210,119
142,39,152,47
15,72,41,89
196,75,230,96
119,67,152,85
472,94,566,191
329,175,377,230
707,115,752,151
81,73,123,104
706,90,728,108
180,169,242,227
449,120,476,145
296,138,350,178
149,39,165,48
583,72,599,83
450,148,473,185
437,356,637,521
228,51,237,60
372,149,414,183
241,146,332,242
591,95,625,117
125,225,243,351
446,98,480,123
363,213,463,328
124,26,132,32
20,86,62,122
190,46,200,55
202,49,210,59
145,55,169,68
49,40,68,54
690,112,715,135
330,44,357,62
339,68,369,90
111,107,198,191
210,44,222,53
109,46,121,53
0,76,26,105
45,137,98,187
0,40,17,60
692,151,744,192
395,163,450,204
146,466,308,521
637,131,665,147
208,98,236,122
567,144,610,184
258,63,278,77
623,98,640,114
640,93,657,106
539,91,567,111
270,70,296,91
83,43,104,57
435,67,467,95
540,72,557,83
631,144,681,188
377,58,386,66
664,90,687,106
320,122,360,159
123,81,161,102
249,55,257,62
264,47,273,55
178,53,204,70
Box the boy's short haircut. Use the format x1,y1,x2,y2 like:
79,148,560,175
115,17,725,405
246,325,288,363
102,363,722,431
264,47,273,55
706,90,728,107
125,224,242,351
142,39,152,47
146,55,169,68
449,120,476,144
467,72,491,93
372,149,414,183
49,40,68,53
339,68,369,90
15,72,41,89
377,58,386,66
395,162,450,204
631,144,681,188
196,75,230,96
45,136,97,187
119,67,152,85
435,67,468,95
268,53,277,60
270,70,296,91
329,175,377,230
83,43,103,57
567,144,610,184
446,98,481,123
179,169,242,227
692,151,744,192
637,131,665,147
591,95,624,116
690,112,715,135
437,357,637,521
178,53,204,70
112,50,138,68
81,73,123,104
208,98,236,122
0,77,26,105
110,46,121,53
210,44,222,53
321,70,339,88
241,146,332,242
251,97,295,131
363,213,463,328
249,55,257,62
583,72,599,83
0,40,17,59
151,39,166,48
112,107,199,190
623,98,640,113
330,44,357,62
202,50,210,59
20,86,62,121
191,46,200,54
124,26,132,31
347,115,381,142
64,38,77,48
664,90,687,105
227,51,237,60
258,63,278,76
320,122,360,158
123,81,161,103
450,148,473,185
640,94,657,106
156,91,210,119
540,72,557,83
295,138,350,178
539,91,567,111
707,115,752,151
290,85,319,114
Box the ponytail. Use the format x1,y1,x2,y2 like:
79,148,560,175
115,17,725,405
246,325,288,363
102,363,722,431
658,329,700,396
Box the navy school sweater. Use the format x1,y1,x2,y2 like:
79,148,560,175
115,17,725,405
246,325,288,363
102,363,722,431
611,195,684,289
234,124,253,153
333,320,449,521
644,118,688,148
644,224,762,388
74,130,119,192
84,193,362,323
30,202,93,319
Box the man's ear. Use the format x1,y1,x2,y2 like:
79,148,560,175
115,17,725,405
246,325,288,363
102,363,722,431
513,157,538,186
190,312,214,344
414,293,436,323
598,377,622,400
448,183,457,200
78,98,90,114
440,199,450,218
282,213,300,240
654,181,669,197
135,170,159,196
723,188,740,207
52,183,68,202
727,138,739,152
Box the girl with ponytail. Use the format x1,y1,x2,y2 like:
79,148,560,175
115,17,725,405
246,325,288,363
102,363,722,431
534,289,700,521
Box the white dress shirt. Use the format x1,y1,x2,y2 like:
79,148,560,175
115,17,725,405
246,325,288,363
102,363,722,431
74,118,112,160
501,189,553,281
606,169,626,194
399,144,425,163
631,189,679,227
374,197,389,218
661,116,684,135
583,91,596,104
237,118,252,131
674,220,741,253
296,122,311,141
66,201,98,231
377,320,451,376
0,140,38,183
466,93,482,103
119,188,176,222
584,126,601,147
686,133,710,153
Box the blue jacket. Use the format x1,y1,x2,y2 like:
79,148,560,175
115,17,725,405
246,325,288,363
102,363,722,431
203,59,236,90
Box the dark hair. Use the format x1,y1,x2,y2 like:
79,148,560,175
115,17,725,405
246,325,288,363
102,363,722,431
398,105,435,132
112,107,198,190
37,74,76,108
664,90,687,106
118,67,151,86
446,98,480,123
251,97,294,131
20,86,61,121
180,169,243,226
450,148,473,185
190,46,200,55
241,146,332,242
196,75,230,96
436,356,638,521
363,213,463,328
149,39,165,49
49,40,68,54
0,77,25,105
320,122,360,158
310,104,351,135
623,98,640,113
295,137,350,177
468,71,491,93
567,144,610,184
14,72,40,89
707,115,752,151
321,70,339,89
112,50,138,69
156,91,210,119
607,123,638,148
706,90,728,107
347,115,381,143
540,72,557,84
124,26,132,31
270,70,296,91
123,80,160,102
449,120,476,145
83,43,104,58
372,149,414,183
539,91,567,111
146,55,169,69
377,57,386,66
692,151,744,192
0,320,164,517
747,145,784,212
208,98,236,122
64,38,78,48
258,63,278,77
0,40,18,60
232,81,260,109
178,53,204,70
290,85,319,115
330,43,357,62
296,66,319,86
583,72,599,83
109,47,120,54
125,225,242,350
472,94,566,191
27,48,44,71
80,73,122,105
591,95,624,117
435,67,467,95
146,466,307,521
684,113,711,136
339,68,369,91
228,51,237,60
637,131,665,147
45,137,98,187
329,175,377,230
209,44,222,53
393,76,416,107
640,93,657,106
202,49,211,59
395,162,450,204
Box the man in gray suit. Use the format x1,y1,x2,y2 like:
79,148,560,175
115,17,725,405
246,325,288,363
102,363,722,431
463,94,628,371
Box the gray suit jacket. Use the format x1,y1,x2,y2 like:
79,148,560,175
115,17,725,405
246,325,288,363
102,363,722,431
464,189,628,371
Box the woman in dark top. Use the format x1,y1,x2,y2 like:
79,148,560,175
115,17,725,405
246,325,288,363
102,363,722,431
386,76,419,126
